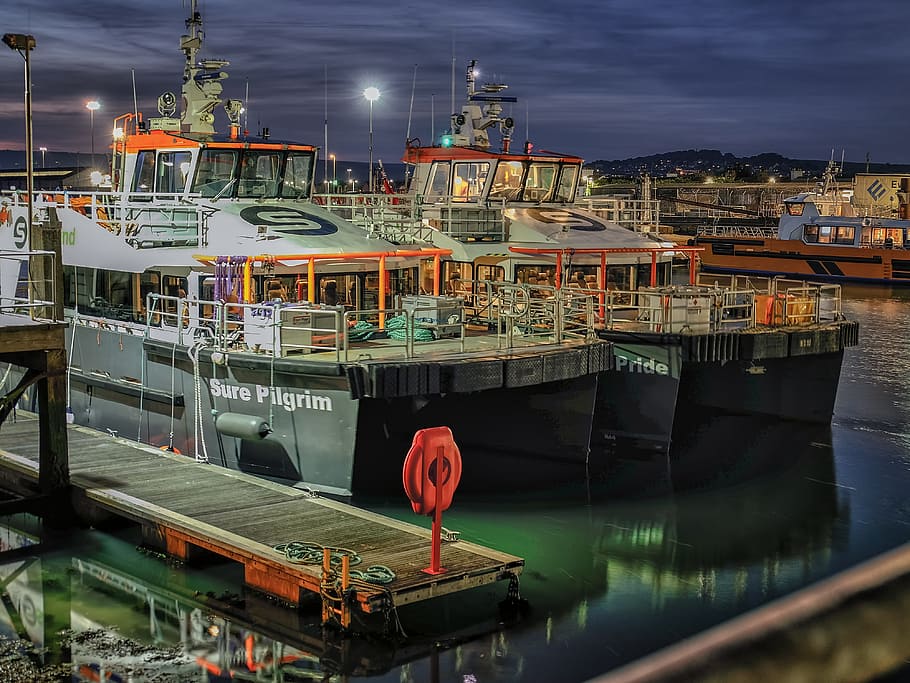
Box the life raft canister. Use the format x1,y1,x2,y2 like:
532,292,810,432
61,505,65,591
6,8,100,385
402,426,462,516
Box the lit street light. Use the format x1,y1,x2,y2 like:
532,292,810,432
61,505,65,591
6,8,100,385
363,86,380,193
3,32,37,248
330,154,336,189
86,99,101,170
39,146,47,168
347,168,353,193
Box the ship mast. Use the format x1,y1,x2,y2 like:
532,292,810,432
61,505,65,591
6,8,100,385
179,0,229,135
449,60,517,152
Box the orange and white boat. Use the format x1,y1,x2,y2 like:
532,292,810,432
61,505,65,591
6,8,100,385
695,162,910,283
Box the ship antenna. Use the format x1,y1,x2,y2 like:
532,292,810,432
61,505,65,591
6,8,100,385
405,64,418,188
244,77,249,133
450,38,456,126
324,63,328,189
406,64,417,144
131,68,139,123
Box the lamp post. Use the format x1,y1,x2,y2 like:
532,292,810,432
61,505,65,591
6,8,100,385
330,154,336,189
363,86,380,193
3,33,36,248
347,168,353,193
85,99,100,170
39,146,47,169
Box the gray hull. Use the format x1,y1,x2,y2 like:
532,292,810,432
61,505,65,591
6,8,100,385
62,325,599,497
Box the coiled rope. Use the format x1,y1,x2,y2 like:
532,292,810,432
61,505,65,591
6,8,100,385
273,541,396,585
385,314,435,342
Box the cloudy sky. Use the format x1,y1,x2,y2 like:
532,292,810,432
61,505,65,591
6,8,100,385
2,0,909,166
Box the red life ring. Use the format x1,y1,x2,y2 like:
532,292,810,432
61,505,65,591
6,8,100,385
402,426,462,515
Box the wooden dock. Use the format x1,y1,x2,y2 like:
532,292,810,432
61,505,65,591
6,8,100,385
0,414,523,627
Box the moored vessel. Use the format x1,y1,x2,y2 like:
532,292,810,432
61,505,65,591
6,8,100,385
694,161,910,284
0,6,610,496
318,61,861,457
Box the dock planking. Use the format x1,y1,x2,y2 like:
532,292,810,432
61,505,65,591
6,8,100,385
0,414,523,624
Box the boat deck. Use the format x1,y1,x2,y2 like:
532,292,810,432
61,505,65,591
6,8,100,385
0,415,523,625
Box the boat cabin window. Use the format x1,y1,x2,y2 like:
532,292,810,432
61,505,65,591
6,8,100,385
195,149,238,197
804,225,834,244
554,165,579,202
161,275,188,327
452,162,489,202
785,202,805,216
280,152,315,199
425,162,451,201
489,161,523,200
524,163,557,202
834,226,855,245
871,227,905,247
157,151,192,194
238,151,281,198
133,151,156,192
476,264,504,282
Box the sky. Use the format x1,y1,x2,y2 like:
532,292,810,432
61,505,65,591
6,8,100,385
3,0,910,167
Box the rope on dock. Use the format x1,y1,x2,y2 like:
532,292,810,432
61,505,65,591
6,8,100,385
273,541,396,584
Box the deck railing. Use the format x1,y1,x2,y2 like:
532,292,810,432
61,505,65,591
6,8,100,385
143,287,592,361
0,249,60,322
2,190,210,249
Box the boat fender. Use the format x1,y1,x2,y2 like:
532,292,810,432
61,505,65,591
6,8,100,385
402,426,462,516
214,412,272,440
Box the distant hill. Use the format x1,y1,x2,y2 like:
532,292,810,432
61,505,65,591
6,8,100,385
587,149,910,179
6,148,910,185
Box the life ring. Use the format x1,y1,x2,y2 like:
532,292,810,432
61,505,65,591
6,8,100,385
402,426,462,516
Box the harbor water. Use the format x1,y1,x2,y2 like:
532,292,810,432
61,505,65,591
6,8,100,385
1,284,908,682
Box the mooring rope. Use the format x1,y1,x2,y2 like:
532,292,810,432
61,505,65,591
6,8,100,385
273,540,396,585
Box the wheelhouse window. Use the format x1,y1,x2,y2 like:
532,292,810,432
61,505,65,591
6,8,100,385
194,149,238,197
157,151,192,194
133,151,156,192
280,151,315,199
554,165,579,202
425,162,451,201
524,163,557,202
489,161,523,200
803,225,819,242
452,162,490,202
785,202,805,216
238,151,281,198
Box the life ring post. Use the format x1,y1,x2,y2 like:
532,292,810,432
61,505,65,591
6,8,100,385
424,444,447,575
401,426,463,576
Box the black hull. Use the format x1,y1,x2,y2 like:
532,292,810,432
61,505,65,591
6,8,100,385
676,350,846,424
593,323,856,457
352,373,599,494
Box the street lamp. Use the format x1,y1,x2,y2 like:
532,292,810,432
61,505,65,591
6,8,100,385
330,154,336,189
39,146,47,168
363,86,380,193
3,33,37,248
347,168,353,193
86,100,100,170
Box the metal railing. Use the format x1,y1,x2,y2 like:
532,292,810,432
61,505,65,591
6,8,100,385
143,288,591,361
0,249,60,322
696,223,778,238
576,197,661,232
2,190,210,249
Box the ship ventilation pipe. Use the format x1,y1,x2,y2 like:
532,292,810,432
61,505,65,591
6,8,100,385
215,412,272,440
